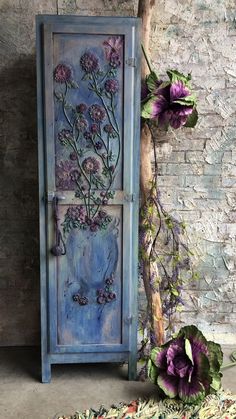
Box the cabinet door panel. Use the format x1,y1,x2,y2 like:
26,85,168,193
37,16,140,367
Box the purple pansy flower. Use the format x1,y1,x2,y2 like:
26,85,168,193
89,104,106,122
151,81,193,129
104,78,119,94
54,63,72,83
80,52,99,73
82,157,100,174
148,325,223,404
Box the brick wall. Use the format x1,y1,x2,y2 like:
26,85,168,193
0,0,235,345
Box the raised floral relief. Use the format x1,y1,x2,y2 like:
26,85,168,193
53,37,123,307
54,36,122,234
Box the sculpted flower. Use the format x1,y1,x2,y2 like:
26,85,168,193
80,52,99,73
76,117,88,131
82,157,100,174
56,160,77,190
141,70,198,130
58,129,73,144
76,103,87,113
104,78,119,94
90,123,99,134
54,63,72,83
103,36,123,68
89,104,106,122
103,124,114,134
148,325,223,404
67,206,86,222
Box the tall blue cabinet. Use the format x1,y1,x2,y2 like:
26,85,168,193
36,15,141,383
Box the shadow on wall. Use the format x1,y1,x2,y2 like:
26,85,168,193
0,55,40,345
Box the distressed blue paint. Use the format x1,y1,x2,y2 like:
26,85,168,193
57,220,121,346
36,15,141,383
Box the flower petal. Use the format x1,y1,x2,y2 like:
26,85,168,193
152,96,169,118
177,325,208,357
178,377,205,404
170,80,190,101
194,351,211,393
150,346,168,369
157,372,178,398
148,359,158,384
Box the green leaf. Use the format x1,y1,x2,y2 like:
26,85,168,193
185,338,194,365
147,359,158,384
167,69,192,85
146,71,159,92
184,108,198,128
70,80,79,89
141,97,156,119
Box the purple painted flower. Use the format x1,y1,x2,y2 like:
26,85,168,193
58,129,73,143
54,63,72,83
82,157,100,174
95,141,103,150
70,169,81,181
80,52,99,73
90,123,99,134
67,206,86,222
69,151,77,161
104,78,119,94
148,325,223,404
76,117,88,131
105,277,114,285
76,103,87,113
103,36,123,68
83,131,92,141
56,160,77,190
97,295,106,304
89,104,106,122
149,81,193,129
103,124,114,134
106,292,116,301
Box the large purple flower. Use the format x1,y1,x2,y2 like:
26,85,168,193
151,81,193,129
80,52,99,73
54,63,72,83
148,325,223,404
82,157,100,174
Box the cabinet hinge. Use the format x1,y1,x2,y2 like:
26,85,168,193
126,57,136,67
124,193,135,202
44,192,66,202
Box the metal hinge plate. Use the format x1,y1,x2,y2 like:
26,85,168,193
126,57,136,67
124,193,135,202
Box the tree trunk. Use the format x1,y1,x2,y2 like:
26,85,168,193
138,0,164,346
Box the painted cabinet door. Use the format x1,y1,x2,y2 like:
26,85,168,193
36,15,141,383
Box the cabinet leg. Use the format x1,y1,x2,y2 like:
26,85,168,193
42,358,51,383
128,353,137,381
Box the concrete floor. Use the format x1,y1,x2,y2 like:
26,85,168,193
0,346,235,419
